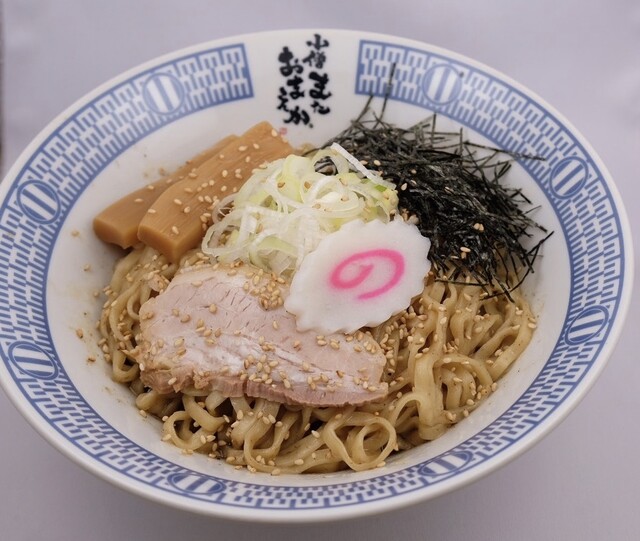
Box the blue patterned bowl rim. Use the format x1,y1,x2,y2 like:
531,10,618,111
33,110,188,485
0,29,633,522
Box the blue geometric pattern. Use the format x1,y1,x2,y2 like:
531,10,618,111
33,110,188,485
0,36,628,512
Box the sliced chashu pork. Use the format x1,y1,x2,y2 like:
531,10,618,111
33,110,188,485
135,264,388,407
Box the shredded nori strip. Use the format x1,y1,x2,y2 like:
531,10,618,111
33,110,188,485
322,97,552,298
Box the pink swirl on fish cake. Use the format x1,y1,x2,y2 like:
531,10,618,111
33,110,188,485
329,249,405,300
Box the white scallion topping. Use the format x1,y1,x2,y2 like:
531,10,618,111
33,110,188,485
201,147,399,276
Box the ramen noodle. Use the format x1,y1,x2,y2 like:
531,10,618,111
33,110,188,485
98,245,534,473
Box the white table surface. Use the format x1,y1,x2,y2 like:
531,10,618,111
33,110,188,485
1,1,638,539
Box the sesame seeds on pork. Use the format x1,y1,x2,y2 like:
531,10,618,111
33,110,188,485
135,264,388,407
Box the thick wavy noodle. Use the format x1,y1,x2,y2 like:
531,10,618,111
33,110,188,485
99,245,535,474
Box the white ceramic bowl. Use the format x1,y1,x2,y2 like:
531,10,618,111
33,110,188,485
0,29,633,522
